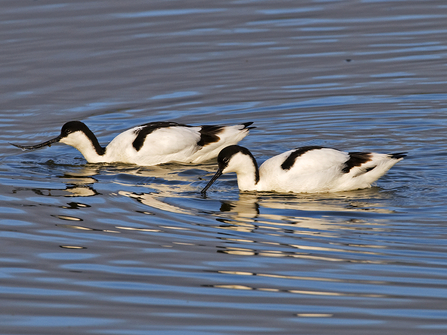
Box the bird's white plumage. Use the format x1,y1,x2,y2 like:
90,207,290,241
258,149,400,192
12,121,254,166
189,126,252,163
103,126,202,165
202,145,406,194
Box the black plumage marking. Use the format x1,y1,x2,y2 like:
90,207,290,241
390,152,407,159
218,145,260,184
281,146,324,170
132,121,185,151
342,152,372,173
132,121,254,152
198,122,254,147
62,121,105,156
241,122,255,130
198,125,224,147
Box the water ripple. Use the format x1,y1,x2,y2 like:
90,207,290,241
1,0,447,334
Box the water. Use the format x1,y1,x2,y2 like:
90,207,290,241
1,0,447,334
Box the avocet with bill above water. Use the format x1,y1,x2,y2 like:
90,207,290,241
11,121,254,166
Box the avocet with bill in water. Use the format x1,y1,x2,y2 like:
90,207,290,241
201,145,406,194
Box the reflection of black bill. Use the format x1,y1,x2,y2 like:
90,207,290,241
201,169,223,194
10,135,61,151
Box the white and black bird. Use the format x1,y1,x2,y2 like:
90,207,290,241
201,145,406,194
11,121,254,166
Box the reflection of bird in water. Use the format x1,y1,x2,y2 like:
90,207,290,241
119,190,192,215
216,191,398,235
116,165,201,215
220,193,260,218
11,120,254,166
64,185,98,197
202,145,406,193
55,163,202,211
220,188,398,215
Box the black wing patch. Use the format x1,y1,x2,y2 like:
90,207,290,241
132,121,186,151
281,146,324,170
342,152,372,173
198,122,254,147
198,125,224,147
132,121,256,152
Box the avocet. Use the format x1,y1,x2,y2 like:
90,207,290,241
201,145,406,193
12,121,254,166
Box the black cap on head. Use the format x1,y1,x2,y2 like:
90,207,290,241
60,121,89,138
217,145,253,168
201,145,259,194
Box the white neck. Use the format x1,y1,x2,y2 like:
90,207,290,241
224,152,259,191
236,168,258,191
60,131,106,163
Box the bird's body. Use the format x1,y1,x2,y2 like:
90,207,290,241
201,145,406,194
12,121,254,166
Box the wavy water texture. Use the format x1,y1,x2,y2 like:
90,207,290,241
1,1,447,334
